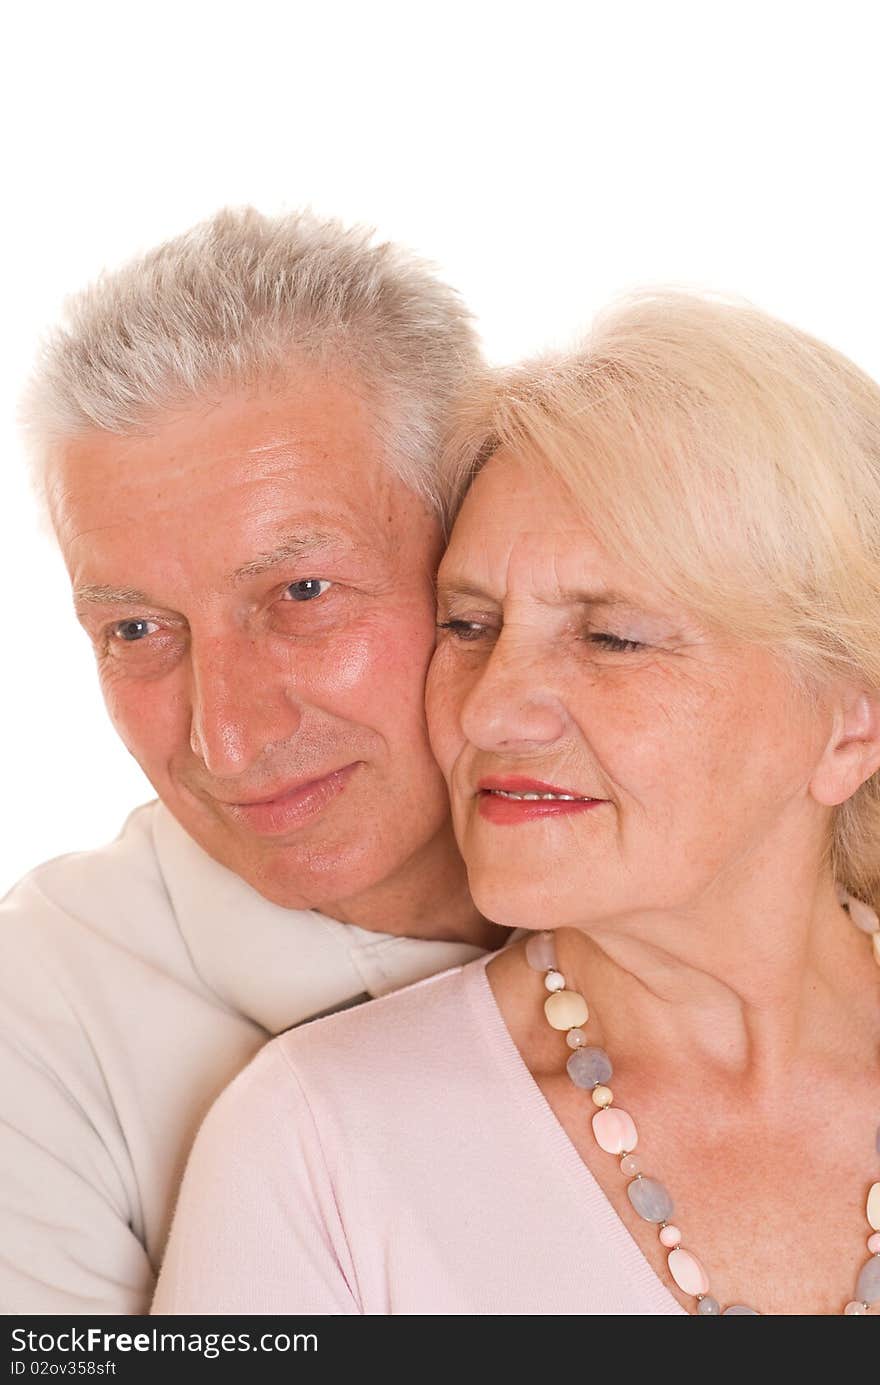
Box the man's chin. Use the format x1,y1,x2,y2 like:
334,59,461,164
182,817,380,914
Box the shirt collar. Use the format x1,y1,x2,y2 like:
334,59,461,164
151,802,486,1035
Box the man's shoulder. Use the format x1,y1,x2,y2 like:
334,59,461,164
0,801,174,979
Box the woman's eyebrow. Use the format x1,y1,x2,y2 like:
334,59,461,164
435,579,497,603
436,578,639,609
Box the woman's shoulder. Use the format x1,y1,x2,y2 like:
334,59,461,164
273,952,492,1091
183,952,510,1210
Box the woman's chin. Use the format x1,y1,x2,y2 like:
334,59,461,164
468,869,580,933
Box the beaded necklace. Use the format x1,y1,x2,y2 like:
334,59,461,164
526,888,880,1316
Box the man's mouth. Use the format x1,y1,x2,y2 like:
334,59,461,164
214,763,361,836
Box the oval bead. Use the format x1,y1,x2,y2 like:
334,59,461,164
592,1106,638,1154
845,1300,868,1315
566,1046,612,1089
723,1304,760,1314
867,1182,880,1232
847,896,880,934
836,881,850,905
545,990,589,1030
667,1247,710,1297
525,932,557,971
855,1255,880,1305
627,1176,674,1223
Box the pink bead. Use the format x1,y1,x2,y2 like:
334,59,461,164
525,932,557,971
868,1233,880,1255
667,1247,710,1297
592,1107,638,1154
659,1225,682,1248
847,896,880,935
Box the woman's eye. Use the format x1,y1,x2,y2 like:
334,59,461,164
110,618,159,643
588,632,645,652
436,619,491,642
282,579,332,602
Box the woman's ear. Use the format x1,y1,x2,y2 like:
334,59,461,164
810,689,880,806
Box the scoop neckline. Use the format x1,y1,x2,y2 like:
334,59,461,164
462,951,687,1316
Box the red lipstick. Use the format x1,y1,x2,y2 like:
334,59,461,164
476,775,606,826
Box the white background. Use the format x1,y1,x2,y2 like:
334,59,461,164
3,0,879,894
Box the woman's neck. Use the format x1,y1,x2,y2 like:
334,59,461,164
493,862,880,1108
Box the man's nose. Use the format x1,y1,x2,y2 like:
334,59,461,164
188,635,302,778
458,635,569,754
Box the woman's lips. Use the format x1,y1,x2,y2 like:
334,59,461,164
219,763,360,836
476,775,606,826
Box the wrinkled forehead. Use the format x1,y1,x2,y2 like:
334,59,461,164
440,448,618,585
48,380,431,565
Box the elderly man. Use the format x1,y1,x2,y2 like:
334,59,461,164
1,208,503,1314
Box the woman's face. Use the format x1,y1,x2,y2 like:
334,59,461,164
426,450,834,930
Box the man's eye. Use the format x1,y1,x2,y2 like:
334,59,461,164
110,618,159,643
281,580,332,602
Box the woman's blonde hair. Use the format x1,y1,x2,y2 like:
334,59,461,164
441,291,880,906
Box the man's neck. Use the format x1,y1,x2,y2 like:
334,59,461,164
322,821,509,951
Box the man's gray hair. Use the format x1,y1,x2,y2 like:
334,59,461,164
22,207,480,516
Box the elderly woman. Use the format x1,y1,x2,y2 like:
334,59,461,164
152,293,880,1316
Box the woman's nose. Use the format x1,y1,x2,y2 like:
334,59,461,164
458,639,569,754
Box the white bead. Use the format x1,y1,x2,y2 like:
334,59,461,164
544,970,566,993
544,990,589,1030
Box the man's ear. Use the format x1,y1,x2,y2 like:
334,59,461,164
810,689,880,807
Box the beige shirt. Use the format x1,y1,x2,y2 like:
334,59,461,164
0,801,483,1315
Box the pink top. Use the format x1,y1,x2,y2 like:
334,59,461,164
152,955,686,1315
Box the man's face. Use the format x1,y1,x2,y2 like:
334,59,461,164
50,371,454,913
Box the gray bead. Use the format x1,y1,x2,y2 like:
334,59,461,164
722,1305,760,1314
855,1255,880,1305
697,1295,720,1315
565,1046,613,1089
626,1176,674,1223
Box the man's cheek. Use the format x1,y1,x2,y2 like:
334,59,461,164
307,618,434,705
99,675,181,765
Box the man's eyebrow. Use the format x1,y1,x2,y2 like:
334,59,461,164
228,531,340,584
74,584,155,607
